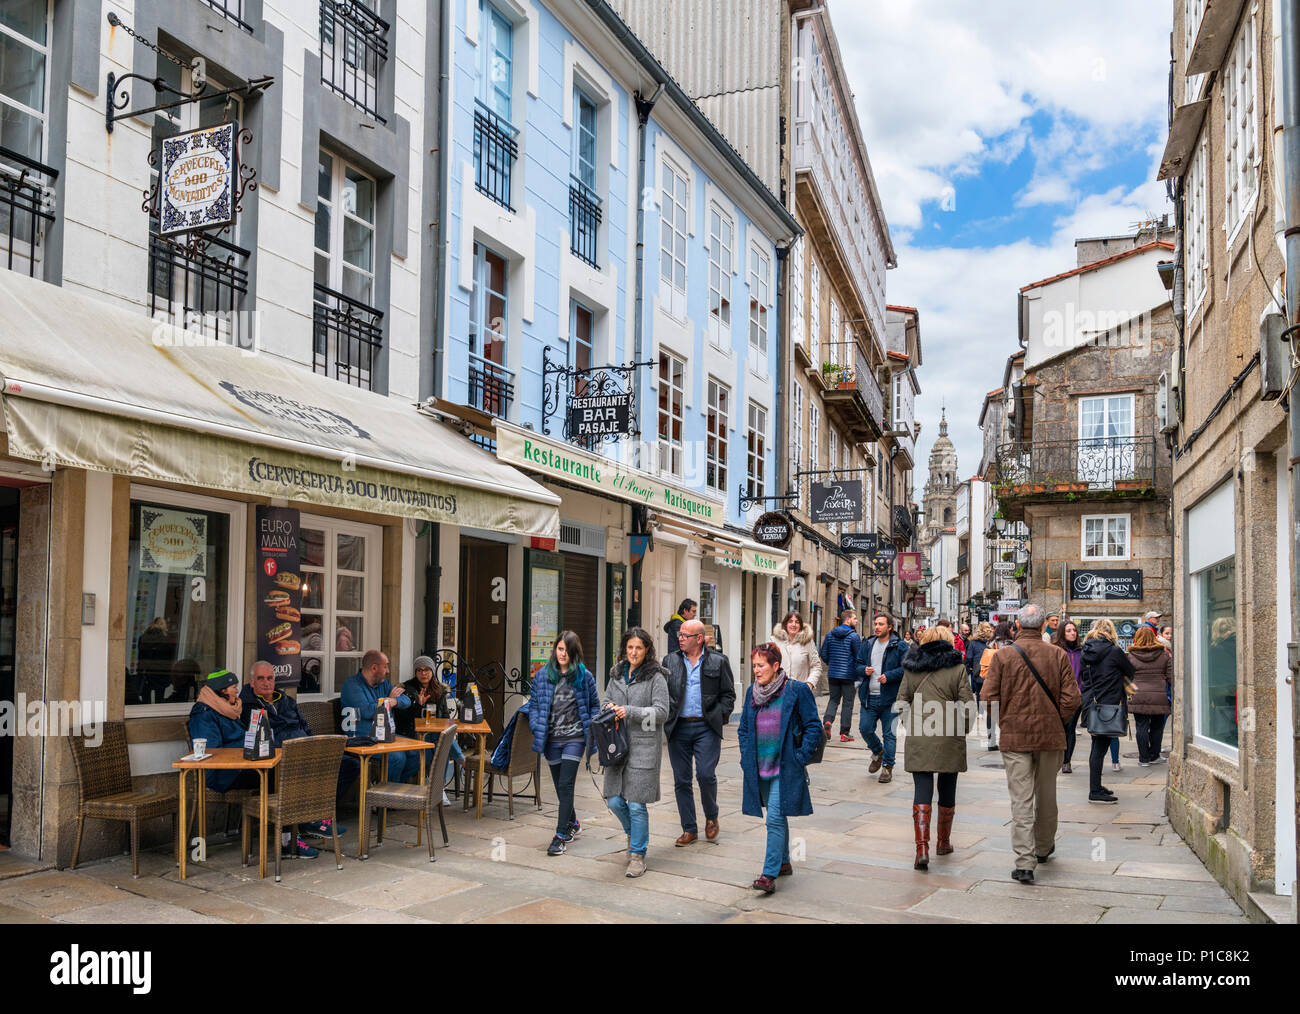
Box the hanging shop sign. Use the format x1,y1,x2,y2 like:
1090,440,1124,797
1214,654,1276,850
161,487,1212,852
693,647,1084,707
812,481,863,525
896,552,923,582
752,512,794,549
254,506,303,687
1070,569,1144,602
138,505,208,575
840,532,877,555
914,607,936,618
542,347,652,446
159,122,237,236
568,392,632,438
869,544,898,572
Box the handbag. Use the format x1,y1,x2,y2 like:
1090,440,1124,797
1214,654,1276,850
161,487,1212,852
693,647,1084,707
589,707,629,768
794,721,827,765
1086,699,1128,737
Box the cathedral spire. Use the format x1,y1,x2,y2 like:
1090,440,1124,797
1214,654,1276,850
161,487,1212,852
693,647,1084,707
939,407,948,438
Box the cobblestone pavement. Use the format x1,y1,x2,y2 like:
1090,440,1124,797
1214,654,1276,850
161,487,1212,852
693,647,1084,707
0,718,1245,923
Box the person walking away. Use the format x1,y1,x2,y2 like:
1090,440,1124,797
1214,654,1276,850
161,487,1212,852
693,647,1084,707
602,628,669,878
979,621,1013,750
1127,626,1171,766
897,626,976,869
663,598,697,656
1080,619,1133,804
772,611,824,693
965,621,992,713
738,643,822,894
981,604,1080,883
855,614,906,782
527,631,600,855
664,618,736,845
818,609,862,742
1051,622,1085,774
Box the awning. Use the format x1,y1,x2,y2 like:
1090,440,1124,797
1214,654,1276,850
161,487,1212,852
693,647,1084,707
654,516,789,579
0,270,560,536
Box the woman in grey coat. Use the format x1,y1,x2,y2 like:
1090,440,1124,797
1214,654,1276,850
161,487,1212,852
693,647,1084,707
602,626,670,879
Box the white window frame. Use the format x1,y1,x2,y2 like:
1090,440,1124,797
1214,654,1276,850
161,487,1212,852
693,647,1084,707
1081,513,1132,562
1185,133,1208,315
469,241,512,415
571,85,598,190
706,377,729,495
828,429,839,534
1184,0,1206,103
477,0,515,122
1222,9,1259,244
0,0,52,164
829,299,840,368
748,243,771,370
792,381,803,479
746,401,767,504
296,514,383,700
659,156,690,320
809,402,820,514
1187,480,1238,759
809,257,821,365
315,149,378,310
707,202,734,347
658,351,686,478
124,485,247,719
789,237,804,351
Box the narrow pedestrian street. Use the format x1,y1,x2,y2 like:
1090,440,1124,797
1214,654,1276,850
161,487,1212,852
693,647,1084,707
0,722,1243,925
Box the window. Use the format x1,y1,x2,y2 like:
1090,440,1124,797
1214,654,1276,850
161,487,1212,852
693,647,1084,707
1082,514,1131,561
573,88,597,189
1184,0,1206,103
1078,394,1135,484
747,402,767,504
658,351,685,477
298,517,380,697
125,490,244,714
792,381,803,479
706,379,729,494
790,237,804,351
474,0,517,209
1186,135,1208,313
0,0,50,164
659,159,688,318
809,258,821,364
567,300,594,374
809,402,819,514
320,0,389,122
708,204,733,344
469,242,512,417
569,87,602,266
828,430,839,533
829,299,840,367
1188,481,1237,752
1223,11,1258,239
749,245,770,366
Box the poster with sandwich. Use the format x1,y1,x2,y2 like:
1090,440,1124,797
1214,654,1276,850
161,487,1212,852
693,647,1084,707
255,505,303,688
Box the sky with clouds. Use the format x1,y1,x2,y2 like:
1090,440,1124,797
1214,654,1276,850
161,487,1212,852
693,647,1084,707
833,0,1174,481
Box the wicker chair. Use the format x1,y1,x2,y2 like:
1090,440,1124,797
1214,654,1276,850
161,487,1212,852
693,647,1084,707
296,698,341,736
462,712,541,819
67,721,179,878
362,723,459,861
240,735,345,882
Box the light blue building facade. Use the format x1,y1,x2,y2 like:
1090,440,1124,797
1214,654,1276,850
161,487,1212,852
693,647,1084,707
435,0,799,683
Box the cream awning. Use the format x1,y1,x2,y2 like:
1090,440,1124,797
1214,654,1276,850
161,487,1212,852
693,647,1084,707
0,270,559,536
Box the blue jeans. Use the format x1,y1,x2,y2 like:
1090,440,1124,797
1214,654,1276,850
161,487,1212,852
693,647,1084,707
1109,737,1120,764
385,750,419,784
758,777,789,878
606,795,650,856
859,695,896,766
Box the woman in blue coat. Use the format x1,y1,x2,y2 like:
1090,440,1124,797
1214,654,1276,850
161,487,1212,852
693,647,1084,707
527,631,600,856
738,642,823,894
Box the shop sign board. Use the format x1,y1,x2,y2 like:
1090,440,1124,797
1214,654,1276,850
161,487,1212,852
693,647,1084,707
840,532,877,555
254,505,302,688
1070,569,1143,601
752,512,794,549
896,552,923,582
159,122,237,237
568,392,631,438
138,506,208,576
812,481,862,524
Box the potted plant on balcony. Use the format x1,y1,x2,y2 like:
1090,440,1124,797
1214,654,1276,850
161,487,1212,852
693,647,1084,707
837,366,856,389
821,361,843,387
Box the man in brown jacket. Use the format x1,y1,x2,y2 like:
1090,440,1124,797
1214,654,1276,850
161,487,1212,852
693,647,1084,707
981,603,1081,883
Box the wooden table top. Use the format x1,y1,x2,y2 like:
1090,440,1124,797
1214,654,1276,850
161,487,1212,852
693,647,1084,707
345,735,441,755
172,747,281,770
415,718,493,736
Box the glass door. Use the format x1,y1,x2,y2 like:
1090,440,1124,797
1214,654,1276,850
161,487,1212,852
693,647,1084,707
298,517,380,696
1078,394,1135,486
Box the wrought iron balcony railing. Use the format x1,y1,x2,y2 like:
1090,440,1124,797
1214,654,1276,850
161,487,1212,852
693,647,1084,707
891,504,914,544
320,0,389,123
203,0,254,33
149,232,250,346
993,436,1161,493
468,351,515,420
1,146,58,279
474,104,518,211
313,283,384,390
569,177,602,268
819,340,885,439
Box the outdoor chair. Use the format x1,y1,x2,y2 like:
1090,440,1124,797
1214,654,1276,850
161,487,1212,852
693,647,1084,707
240,735,345,882
462,711,541,819
67,721,179,878
184,731,256,840
297,698,342,736
363,723,459,861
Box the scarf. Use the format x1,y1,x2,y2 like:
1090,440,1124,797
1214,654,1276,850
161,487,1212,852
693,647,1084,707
198,684,241,721
751,669,788,709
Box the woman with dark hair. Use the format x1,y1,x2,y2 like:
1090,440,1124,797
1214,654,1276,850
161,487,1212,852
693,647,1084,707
738,642,822,894
979,621,1014,750
1053,620,1085,773
771,611,824,692
397,655,464,804
602,627,669,878
527,630,600,856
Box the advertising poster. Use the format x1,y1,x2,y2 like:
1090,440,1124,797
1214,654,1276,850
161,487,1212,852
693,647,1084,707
255,505,302,688
138,506,208,575
529,565,561,680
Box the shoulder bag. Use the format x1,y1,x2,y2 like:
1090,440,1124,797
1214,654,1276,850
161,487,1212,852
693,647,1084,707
589,707,629,768
1011,644,1068,733
1085,648,1129,737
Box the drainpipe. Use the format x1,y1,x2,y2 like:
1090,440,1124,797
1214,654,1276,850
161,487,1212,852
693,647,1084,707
774,243,789,629
432,0,453,400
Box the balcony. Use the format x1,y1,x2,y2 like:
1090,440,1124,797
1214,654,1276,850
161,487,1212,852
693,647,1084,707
817,341,884,443
992,436,1166,521
320,0,389,123
203,0,254,33
1,146,58,279
569,177,602,268
149,233,250,346
891,504,914,546
474,104,518,212
313,283,384,390
468,351,514,420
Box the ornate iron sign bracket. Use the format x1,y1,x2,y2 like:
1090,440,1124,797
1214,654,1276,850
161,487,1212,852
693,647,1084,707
541,346,653,445
738,489,798,513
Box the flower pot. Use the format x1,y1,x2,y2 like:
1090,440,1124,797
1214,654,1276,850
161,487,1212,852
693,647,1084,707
1114,479,1145,491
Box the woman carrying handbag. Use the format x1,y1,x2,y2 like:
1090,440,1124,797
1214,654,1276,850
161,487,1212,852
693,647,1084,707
601,628,670,878
1080,619,1134,805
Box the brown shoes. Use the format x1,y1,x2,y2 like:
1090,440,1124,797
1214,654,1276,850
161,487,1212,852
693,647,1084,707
778,862,794,877
675,832,698,847
705,819,719,840
878,766,893,783
936,805,955,856
912,803,932,870
752,874,776,894
868,752,883,774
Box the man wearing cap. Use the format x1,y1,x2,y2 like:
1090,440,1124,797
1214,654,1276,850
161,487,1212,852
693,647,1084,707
187,670,258,794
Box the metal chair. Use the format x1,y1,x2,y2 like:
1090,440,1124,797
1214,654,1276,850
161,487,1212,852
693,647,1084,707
362,723,459,861
240,735,345,882
67,721,178,878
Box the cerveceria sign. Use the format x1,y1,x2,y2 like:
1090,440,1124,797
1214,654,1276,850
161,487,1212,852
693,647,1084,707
752,512,793,549
159,122,236,237
812,481,862,524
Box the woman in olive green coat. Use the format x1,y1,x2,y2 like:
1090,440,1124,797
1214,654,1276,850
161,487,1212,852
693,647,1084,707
897,626,976,870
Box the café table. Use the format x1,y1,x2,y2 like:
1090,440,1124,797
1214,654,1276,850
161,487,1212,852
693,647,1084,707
344,735,441,859
173,747,281,881
415,717,493,819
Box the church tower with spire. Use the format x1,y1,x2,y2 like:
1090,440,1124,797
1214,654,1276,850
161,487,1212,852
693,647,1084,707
921,408,959,544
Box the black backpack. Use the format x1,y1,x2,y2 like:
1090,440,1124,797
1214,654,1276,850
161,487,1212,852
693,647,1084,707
589,708,629,768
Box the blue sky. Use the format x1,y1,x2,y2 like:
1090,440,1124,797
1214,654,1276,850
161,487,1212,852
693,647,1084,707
832,0,1174,479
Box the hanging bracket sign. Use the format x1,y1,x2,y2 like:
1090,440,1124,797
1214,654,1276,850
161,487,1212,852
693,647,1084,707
159,122,237,236
840,532,877,555
812,480,863,524
752,512,794,549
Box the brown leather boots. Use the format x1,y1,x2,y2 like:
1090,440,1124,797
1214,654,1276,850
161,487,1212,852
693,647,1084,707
912,804,931,869
936,805,955,856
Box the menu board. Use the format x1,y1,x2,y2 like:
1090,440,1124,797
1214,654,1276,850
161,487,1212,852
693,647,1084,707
528,563,561,681
255,506,302,688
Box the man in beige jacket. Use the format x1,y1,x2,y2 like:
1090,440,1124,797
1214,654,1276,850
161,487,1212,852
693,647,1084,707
981,604,1081,883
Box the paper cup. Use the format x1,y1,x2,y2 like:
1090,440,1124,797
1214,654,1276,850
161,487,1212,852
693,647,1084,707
192,738,207,758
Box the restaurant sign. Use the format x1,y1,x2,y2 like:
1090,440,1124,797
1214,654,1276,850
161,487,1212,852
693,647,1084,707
1070,569,1143,602
752,512,794,549
568,392,631,438
896,552,923,582
840,532,877,555
159,122,237,237
139,505,207,575
812,481,862,524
